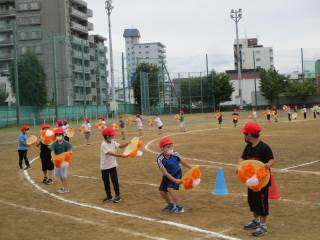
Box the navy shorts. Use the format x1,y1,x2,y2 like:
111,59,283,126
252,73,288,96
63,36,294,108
248,185,270,216
159,170,182,192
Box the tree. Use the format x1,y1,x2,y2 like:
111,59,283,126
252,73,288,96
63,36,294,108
133,63,160,108
0,84,8,106
10,51,47,107
212,71,234,106
285,79,315,98
259,68,287,104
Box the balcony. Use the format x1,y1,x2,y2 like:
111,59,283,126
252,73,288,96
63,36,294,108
70,0,87,7
72,50,89,60
0,38,13,46
0,7,16,17
70,7,87,20
72,65,90,73
71,36,89,46
71,21,88,34
0,52,13,61
0,23,13,32
88,22,93,31
87,8,93,18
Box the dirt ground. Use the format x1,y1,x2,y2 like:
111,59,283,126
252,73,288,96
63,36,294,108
0,111,319,240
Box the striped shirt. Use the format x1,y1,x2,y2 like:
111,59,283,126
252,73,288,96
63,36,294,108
157,152,181,175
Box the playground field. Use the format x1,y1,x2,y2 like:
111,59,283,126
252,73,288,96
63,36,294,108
0,111,319,240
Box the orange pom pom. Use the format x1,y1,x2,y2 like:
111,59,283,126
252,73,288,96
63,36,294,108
256,166,268,181
53,155,63,168
183,176,193,190
237,163,256,183
64,152,73,164
191,167,201,179
137,140,143,149
129,149,138,157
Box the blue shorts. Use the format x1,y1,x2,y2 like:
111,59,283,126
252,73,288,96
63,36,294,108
159,170,182,192
54,166,68,178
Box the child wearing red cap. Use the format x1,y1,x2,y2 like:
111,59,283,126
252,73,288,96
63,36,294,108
101,127,130,203
157,137,192,213
17,125,31,170
62,120,70,142
37,124,54,185
240,122,275,237
50,128,72,193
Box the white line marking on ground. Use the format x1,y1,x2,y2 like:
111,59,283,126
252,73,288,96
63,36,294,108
281,160,320,171
24,157,241,240
0,199,169,240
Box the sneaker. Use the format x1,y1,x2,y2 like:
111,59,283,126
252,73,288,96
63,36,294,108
24,165,31,170
102,197,113,203
244,219,260,230
56,188,64,193
43,177,48,184
162,203,174,212
46,179,53,185
170,205,185,213
252,225,267,237
113,195,121,203
57,188,69,194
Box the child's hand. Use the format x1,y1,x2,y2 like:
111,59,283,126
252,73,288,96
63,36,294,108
121,154,128,158
174,179,182,184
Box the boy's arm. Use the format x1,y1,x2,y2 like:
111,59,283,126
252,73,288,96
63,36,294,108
107,151,128,158
180,159,192,169
159,168,181,184
265,159,275,168
118,142,130,149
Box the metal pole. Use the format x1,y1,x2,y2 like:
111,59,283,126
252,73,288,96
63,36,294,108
139,71,143,114
301,48,304,80
253,51,258,107
52,34,59,120
13,20,20,126
121,52,126,113
105,1,116,111
81,40,86,116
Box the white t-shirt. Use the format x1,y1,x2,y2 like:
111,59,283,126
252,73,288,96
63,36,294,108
136,118,143,129
82,123,91,132
154,116,163,127
100,140,120,170
62,124,69,136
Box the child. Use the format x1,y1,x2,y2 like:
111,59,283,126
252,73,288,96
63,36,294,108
135,113,143,137
37,124,54,185
18,125,31,170
157,137,192,213
98,115,107,129
50,128,72,194
302,105,307,119
81,117,92,145
272,106,278,122
287,106,292,122
62,119,70,142
154,112,164,135
240,122,275,237
100,127,129,203
232,109,240,127
215,110,223,129
56,120,63,128
179,111,186,132
252,108,257,122
118,114,126,140
265,107,271,122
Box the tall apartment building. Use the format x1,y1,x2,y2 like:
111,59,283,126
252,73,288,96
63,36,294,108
123,28,166,84
234,38,274,70
0,0,108,106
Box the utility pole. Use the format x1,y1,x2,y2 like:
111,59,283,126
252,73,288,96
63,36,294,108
301,48,304,80
105,0,116,113
253,51,258,107
52,34,59,120
13,20,20,126
81,40,86,116
230,8,243,109
121,52,126,113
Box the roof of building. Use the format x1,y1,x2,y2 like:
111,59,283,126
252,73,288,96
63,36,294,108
123,29,141,38
93,34,107,42
135,42,166,48
226,69,260,80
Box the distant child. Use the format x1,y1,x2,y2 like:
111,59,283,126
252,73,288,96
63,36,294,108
179,111,186,132
302,105,307,119
81,117,92,145
232,109,240,127
118,114,126,140
37,124,54,185
62,119,70,142
56,120,63,128
157,137,192,213
215,111,223,129
265,107,271,122
135,114,143,137
50,128,72,194
155,112,164,135
100,127,129,203
312,105,317,119
287,106,292,122
252,108,257,122
272,106,278,122
17,125,31,170
98,115,107,129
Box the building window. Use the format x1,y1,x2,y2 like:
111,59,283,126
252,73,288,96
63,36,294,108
17,3,28,11
145,51,149,54
17,15,41,25
145,46,149,48
256,58,261,62
255,50,260,54
30,2,40,10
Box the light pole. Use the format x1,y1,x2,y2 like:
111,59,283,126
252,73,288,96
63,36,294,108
105,0,116,113
230,8,243,109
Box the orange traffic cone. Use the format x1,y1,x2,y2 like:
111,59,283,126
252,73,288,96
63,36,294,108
268,174,280,200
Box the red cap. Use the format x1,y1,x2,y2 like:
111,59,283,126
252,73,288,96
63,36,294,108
136,113,141,118
159,137,174,149
241,122,261,134
98,115,105,120
180,110,184,115
54,127,64,135
56,120,63,126
40,124,50,130
20,125,30,132
83,117,89,123
63,119,68,124
102,127,115,137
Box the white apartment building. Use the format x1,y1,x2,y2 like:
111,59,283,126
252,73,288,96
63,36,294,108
0,76,15,105
234,38,274,70
123,29,166,83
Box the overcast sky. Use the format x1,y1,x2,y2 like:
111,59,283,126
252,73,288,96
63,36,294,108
88,0,320,84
